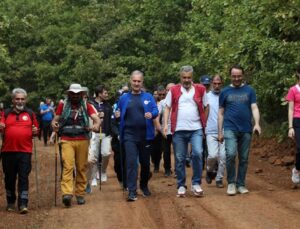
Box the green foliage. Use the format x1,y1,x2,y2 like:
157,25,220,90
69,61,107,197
0,0,299,139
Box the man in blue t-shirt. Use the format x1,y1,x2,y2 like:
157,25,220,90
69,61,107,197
40,98,54,146
218,65,261,196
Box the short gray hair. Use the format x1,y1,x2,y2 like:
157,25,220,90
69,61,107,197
130,70,144,79
12,88,27,98
180,65,194,74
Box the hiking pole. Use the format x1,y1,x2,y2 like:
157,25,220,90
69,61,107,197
33,136,40,208
98,125,103,191
119,141,126,195
54,133,58,206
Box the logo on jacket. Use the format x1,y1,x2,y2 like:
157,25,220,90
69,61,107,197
144,100,150,105
22,115,29,121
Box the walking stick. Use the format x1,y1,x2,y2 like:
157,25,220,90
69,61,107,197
98,126,103,191
54,133,58,206
33,137,40,208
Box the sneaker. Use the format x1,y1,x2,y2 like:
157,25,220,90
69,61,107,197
216,180,224,188
227,183,237,196
191,184,204,197
85,183,92,194
237,186,249,194
292,168,300,184
6,203,15,212
127,191,137,201
101,173,108,182
76,196,86,205
62,195,72,208
91,178,97,187
164,169,172,177
19,205,28,214
177,186,186,197
141,186,151,197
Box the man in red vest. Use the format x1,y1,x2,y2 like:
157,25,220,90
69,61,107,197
163,66,207,197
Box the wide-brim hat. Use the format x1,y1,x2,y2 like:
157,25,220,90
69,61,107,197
67,83,84,93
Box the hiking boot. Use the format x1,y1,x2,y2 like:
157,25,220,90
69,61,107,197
292,168,300,184
141,186,151,197
177,186,186,197
76,196,86,205
237,186,249,194
101,173,108,182
6,203,15,212
86,183,92,194
19,205,28,214
216,180,224,188
164,169,172,177
191,184,204,197
62,195,72,208
91,178,97,187
227,183,237,196
127,191,137,202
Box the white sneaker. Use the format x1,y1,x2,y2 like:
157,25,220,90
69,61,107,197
101,173,107,182
191,184,204,197
292,168,300,184
227,183,237,196
177,186,186,197
91,178,97,187
237,186,249,194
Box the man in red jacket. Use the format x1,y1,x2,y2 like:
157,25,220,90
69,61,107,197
0,88,39,214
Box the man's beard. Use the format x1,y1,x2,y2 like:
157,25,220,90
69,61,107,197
16,104,24,111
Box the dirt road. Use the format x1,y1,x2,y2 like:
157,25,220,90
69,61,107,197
0,140,299,229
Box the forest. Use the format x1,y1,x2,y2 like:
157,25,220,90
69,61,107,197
0,0,299,136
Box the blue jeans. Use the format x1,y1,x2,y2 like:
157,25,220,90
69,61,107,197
224,130,252,187
173,129,203,188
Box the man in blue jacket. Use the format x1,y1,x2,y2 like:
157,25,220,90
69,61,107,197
118,70,158,201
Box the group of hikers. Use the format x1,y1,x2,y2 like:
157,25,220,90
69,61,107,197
0,64,299,214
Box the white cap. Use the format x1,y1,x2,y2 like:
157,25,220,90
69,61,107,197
67,83,83,93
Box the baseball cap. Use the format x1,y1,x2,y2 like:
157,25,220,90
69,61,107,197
200,75,211,85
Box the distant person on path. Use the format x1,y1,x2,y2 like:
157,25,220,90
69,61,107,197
205,75,226,188
40,98,54,146
51,83,100,207
286,65,300,185
218,64,261,196
118,70,158,201
0,88,39,214
163,66,207,197
158,83,175,177
87,85,113,187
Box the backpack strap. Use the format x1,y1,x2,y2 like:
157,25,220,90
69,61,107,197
4,107,34,122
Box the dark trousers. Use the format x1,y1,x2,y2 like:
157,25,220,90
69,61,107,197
1,152,32,207
124,140,152,192
151,132,162,169
293,118,300,170
42,120,52,145
112,138,127,188
162,134,172,171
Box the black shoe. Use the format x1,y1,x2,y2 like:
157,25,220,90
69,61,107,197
216,180,224,188
164,169,172,177
19,205,28,214
62,195,72,208
6,203,15,212
141,186,151,197
185,160,191,168
76,196,86,205
127,191,137,202
206,172,213,184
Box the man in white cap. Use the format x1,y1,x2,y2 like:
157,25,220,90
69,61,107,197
52,83,100,207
